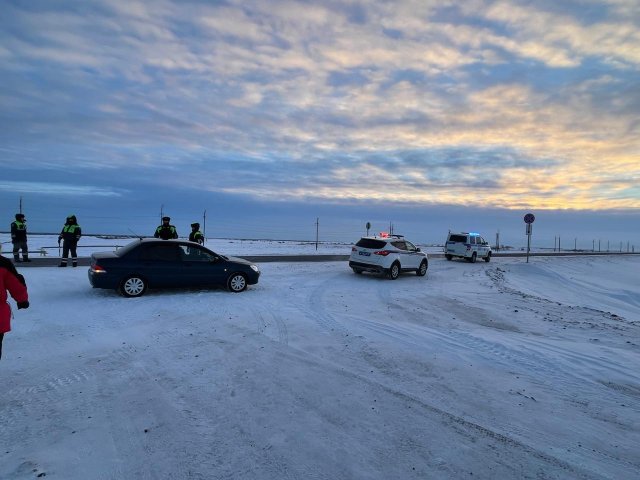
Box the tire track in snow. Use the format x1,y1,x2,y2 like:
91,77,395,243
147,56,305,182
351,311,640,410
301,272,351,336
254,307,289,346
261,342,610,479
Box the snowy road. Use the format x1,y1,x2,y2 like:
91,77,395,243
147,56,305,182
1,256,639,479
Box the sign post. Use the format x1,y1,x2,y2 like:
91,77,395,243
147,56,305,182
524,213,535,263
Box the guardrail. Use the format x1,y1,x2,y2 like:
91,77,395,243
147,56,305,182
7,250,639,267
0,245,124,258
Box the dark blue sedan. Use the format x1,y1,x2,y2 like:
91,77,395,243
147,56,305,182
88,239,260,297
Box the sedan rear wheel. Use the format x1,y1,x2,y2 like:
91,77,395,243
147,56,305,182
120,276,147,298
228,273,248,292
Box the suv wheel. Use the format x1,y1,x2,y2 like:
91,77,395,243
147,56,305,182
470,252,477,263
416,260,428,276
445,254,452,261
484,252,491,262
388,262,400,280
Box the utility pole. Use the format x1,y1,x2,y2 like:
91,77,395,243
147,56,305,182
160,204,164,222
598,239,601,252
496,231,500,251
203,210,207,245
315,217,319,251
574,238,577,251
559,236,561,251
19,196,23,214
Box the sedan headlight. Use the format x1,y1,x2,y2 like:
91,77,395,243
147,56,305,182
250,264,260,273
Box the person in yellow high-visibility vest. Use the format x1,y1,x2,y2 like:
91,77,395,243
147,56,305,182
10,213,30,263
58,215,82,267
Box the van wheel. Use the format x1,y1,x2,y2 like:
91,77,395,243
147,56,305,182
470,252,477,263
445,254,452,261
416,260,428,276
388,262,400,280
484,252,491,262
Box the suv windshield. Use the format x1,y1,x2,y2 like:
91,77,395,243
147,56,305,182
356,238,387,249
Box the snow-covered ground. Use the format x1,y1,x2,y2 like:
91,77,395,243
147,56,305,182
1,254,639,479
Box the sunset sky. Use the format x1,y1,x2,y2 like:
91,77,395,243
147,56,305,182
1,0,639,245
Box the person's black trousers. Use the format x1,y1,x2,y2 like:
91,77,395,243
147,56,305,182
61,241,78,266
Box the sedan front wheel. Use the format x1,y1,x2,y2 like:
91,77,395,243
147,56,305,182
227,273,248,292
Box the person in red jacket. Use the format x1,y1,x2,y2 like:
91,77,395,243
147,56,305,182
0,254,29,360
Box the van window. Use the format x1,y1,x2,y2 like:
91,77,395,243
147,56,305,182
448,234,467,243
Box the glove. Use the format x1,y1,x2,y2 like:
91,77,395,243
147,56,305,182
17,301,29,309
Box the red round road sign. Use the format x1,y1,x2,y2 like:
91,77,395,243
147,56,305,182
524,213,535,224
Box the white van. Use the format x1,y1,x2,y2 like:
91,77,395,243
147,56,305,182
444,232,492,262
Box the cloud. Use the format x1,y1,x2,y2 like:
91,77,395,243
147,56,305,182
0,181,124,197
0,0,638,212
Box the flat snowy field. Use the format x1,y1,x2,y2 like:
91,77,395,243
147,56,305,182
1,234,440,257
1,254,639,479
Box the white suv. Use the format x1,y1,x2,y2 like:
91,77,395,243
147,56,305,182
444,232,492,262
349,234,428,279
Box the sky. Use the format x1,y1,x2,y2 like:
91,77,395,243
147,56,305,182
0,0,639,246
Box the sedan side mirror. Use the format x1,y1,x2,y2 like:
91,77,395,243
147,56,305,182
416,247,421,252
